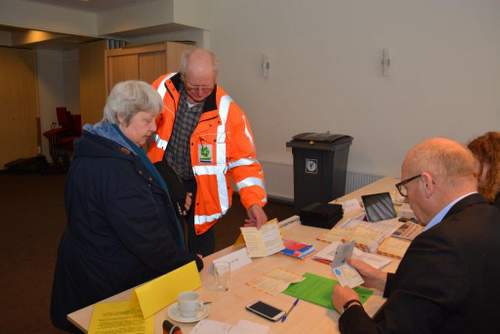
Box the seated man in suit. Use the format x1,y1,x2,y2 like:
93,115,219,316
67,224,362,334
332,137,500,334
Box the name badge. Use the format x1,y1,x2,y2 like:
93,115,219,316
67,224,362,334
198,144,213,163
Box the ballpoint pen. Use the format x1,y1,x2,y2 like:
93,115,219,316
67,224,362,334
281,298,300,322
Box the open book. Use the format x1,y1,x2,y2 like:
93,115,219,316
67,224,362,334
240,219,285,257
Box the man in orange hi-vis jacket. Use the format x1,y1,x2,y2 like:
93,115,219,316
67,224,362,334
148,48,267,256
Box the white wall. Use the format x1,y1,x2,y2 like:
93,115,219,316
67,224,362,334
209,0,500,198
37,49,65,160
62,49,80,115
37,48,80,161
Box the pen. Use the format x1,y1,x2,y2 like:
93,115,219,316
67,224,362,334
281,298,300,322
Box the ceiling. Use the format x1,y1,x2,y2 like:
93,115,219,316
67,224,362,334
22,0,156,13
1,1,161,49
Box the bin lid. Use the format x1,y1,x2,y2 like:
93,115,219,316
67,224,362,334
286,132,353,151
289,132,353,144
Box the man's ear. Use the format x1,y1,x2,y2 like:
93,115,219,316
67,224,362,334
420,172,435,199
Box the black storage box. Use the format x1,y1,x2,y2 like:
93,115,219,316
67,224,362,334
299,202,344,229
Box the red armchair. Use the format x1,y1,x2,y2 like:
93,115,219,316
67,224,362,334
43,107,82,168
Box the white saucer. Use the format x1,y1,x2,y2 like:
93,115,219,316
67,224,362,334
167,302,209,323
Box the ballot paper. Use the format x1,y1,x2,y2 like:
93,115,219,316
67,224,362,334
246,268,304,296
331,241,355,268
341,198,363,214
331,242,364,288
332,264,365,288
240,219,285,257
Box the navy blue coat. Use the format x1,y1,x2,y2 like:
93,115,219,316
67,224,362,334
50,131,199,332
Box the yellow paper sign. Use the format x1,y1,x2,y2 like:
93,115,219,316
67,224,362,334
134,261,201,319
88,300,153,334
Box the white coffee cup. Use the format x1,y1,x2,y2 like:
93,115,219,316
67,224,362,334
177,291,202,318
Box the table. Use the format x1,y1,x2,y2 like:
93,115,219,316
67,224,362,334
68,176,400,333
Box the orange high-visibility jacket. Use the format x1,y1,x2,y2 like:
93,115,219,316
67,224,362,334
148,73,267,235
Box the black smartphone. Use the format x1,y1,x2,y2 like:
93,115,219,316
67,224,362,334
245,300,285,322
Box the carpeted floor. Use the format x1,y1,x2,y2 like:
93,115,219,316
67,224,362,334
0,173,296,333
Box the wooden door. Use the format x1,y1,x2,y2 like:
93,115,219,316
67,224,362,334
0,47,38,168
105,42,192,92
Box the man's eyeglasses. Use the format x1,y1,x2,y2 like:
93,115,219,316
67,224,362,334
395,174,422,197
184,82,214,94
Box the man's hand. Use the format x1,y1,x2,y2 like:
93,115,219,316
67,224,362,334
332,284,360,313
348,259,387,291
244,204,267,229
183,192,193,214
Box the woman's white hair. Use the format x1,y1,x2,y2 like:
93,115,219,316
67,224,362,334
103,80,163,125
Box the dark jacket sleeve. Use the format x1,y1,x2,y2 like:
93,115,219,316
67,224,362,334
104,162,200,274
339,233,468,334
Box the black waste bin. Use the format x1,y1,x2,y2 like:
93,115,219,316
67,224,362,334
286,132,353,209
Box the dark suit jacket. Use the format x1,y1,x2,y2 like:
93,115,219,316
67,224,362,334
339,193,500,334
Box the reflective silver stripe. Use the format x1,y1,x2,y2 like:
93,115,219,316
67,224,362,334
214,95,232,213
242,114,255,146
192,165,225,175
194,212,223,225
154,134,168,151
236,177,266,191
216,95,232,164
156,72,177,99
227,158,258,170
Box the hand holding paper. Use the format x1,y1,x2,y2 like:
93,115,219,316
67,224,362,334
348,258,387,291
331,242,364,288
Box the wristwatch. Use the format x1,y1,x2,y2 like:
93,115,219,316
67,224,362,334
342,299,362,313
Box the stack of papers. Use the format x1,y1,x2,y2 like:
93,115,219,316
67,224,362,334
377,237,410,259
280,239,315,259
318,225,386,253
314,241,392,269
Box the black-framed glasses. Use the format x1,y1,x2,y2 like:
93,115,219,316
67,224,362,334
395,174,422,197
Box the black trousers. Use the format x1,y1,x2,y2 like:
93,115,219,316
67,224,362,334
183,179,215,256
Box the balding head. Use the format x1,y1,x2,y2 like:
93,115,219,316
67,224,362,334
401,137,478,224
180,48,218,80
179,48,218,103
403,138,478,185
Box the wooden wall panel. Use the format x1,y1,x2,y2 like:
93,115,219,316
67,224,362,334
166,41,193,73
107,54,139,91
80,40,107,125
105,42,192,92
0,47,38,168
139,51,166,84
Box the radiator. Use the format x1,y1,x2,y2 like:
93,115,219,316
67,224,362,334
345,171,383,193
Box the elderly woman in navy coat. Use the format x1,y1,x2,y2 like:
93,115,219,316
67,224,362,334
50,80,202,332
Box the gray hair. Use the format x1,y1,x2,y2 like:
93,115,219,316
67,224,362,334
103,80,163,125
179,48,218,78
